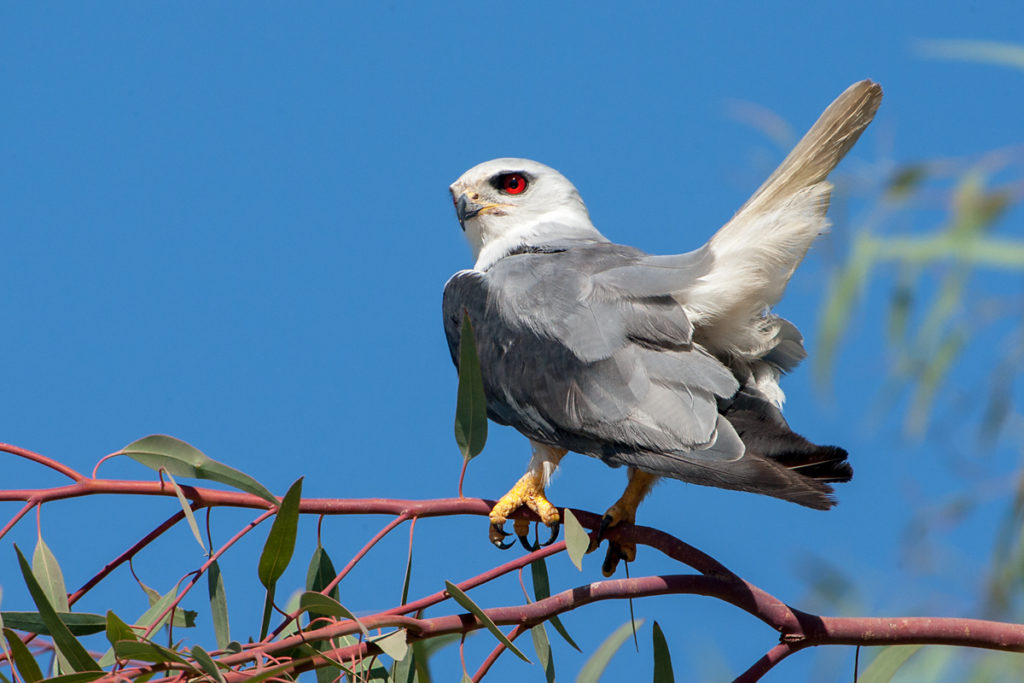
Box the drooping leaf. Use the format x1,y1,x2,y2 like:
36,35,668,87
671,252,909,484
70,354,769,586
163,470,206,552
113,640,193,667
576,619,645,683
104,611,137,647
258,477,304,588
562,509,588,571
858,645,924,683
444,581,530,663
120,434,277,505
4,627,43,682
531,623,555,683
14,545,99,672
454,312,488,461
530,558,580,651
191,645,226,683
651,621,674,683
1,612,106,636
32,535,69,613
297,591,369,636
258,586,275,643
305,545,340,600
31,673,105,683
135,584,179,637
372,629,409,661
391,644,416,683
400,533,414,606
208,559,230,650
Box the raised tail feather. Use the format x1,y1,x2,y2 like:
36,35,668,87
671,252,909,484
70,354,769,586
683,80,883,359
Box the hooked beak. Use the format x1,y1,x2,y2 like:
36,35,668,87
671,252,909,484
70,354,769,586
454,194,483,231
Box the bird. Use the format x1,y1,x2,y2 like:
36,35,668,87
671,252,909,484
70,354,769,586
443,80,881,576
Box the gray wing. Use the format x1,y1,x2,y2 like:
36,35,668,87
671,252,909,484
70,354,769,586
442,243,746,477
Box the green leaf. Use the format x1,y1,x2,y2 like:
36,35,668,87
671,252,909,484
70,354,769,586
14,546,99,673
531,624,555,683
1,612,106,636
444,581,530,663
530,558,580,651
104,611,137,647
113,640,193,667
454,312,488,461
163,470,206,552
121,434,277,505
32,673,105,683
651,621,674,683
563,509,588,571
858,645,924,683
305,545,340,600
32,535,69,613
258,477,304,588
4,627,43,682
372,629,409,661
259,585,275,642
191,645,226,683
576,619,644,683
208,559,230,650
297,591,369,636
135,584,179,637
461,673,472,683
400,535,414,607
391,644,416,683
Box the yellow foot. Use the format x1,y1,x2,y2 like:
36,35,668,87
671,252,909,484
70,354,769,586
488,471,561,551
598,470,658,576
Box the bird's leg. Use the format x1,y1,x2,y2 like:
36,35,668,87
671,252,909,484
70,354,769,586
489,442,566,550
598,468,659,576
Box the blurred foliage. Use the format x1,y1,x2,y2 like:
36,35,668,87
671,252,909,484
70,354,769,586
806,40,1024,682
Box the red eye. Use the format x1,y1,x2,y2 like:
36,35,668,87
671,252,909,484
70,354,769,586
500,173,527,195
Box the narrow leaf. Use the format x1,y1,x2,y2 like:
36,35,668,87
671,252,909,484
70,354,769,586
258,477,304,588
530,558,580,651
32,535,69,614
163,470,206,552
29,673,104,683
14,546,99,672
191,645,226,683
858,645,924,683
259,586,275,642
121,434,277,505
1,612,106,636
563,509,588,571
208,559,230,650
454,312,488,461
651,621,674,683
298,592,369,636
372,629,409,661
277,590,303,640
104,611,137,647
391,645,416,683
135,585,178,637
113,640,193,667
400,535,414,606
531,624,555,683
444,581,530,663
4,627,43,682
305,545,340,600
576,619,645,683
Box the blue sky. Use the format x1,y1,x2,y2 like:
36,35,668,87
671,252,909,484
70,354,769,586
3,3,1024,681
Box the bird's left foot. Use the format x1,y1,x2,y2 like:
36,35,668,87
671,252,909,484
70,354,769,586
597,499,638,577
489,471,561,551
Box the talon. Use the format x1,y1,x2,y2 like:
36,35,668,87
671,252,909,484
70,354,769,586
518,532,539,552
602,543,624,577
490,523,515,550
539,521,560,547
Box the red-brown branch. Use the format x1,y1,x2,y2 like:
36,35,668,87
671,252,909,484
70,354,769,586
4,453,1024,682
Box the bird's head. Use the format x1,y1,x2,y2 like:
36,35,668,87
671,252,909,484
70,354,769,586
449,158,600,270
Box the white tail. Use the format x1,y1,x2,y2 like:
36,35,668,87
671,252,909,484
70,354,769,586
683,80,883,360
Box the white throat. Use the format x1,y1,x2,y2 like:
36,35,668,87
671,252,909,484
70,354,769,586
470,207,606,271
